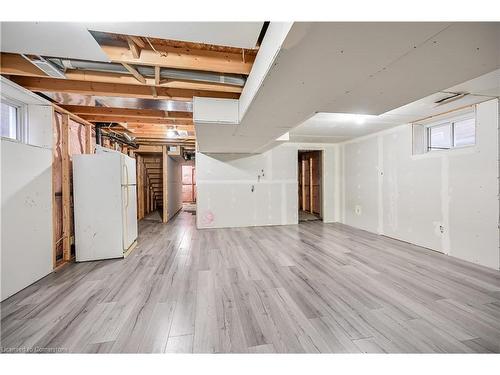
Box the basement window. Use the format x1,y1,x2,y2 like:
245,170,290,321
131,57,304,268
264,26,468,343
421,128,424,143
1,98,26,142
412,109,476,154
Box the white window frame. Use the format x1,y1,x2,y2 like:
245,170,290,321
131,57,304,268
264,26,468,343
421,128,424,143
423,109,476,153
1,95,28,143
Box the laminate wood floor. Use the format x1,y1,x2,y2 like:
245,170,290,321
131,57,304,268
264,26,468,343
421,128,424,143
2,212,500,353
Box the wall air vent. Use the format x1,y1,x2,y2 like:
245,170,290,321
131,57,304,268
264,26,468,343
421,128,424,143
21,55,66,78
434,92,469,106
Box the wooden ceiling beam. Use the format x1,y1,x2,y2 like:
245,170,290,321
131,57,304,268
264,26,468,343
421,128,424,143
127,131,196,138
100,44,254,75
64,70,242,92
9,76,239,100
59,105,192,119
1,54,242,93
80,115,193,125
0,53,48,77
113,126,194,133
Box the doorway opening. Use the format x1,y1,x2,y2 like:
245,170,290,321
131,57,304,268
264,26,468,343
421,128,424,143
298,150,322,222
182,164,196,214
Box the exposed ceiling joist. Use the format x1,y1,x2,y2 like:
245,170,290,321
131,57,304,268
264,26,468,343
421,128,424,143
0,53,48,76
0,53,243,93
99,44,254,75
80,115,193,125
59,105,192,119
9,76,240,100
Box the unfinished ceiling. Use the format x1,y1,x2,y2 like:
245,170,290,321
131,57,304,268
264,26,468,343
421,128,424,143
290,69,500,143
0,23,263,146
196,22,500,153
85,22,264,49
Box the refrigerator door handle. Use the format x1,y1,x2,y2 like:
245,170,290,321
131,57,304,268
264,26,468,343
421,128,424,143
123,163,129,207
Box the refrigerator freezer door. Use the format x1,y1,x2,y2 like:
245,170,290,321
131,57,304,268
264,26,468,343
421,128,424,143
73,153,124,261
122,184,138,251
121,154,137,186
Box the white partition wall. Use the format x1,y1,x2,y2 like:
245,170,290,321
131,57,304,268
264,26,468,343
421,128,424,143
196,143,338,229
1,77,55,301
1,139,53,301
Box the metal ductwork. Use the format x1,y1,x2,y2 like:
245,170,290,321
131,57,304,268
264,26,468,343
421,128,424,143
95,122,138,149
48,58,246,86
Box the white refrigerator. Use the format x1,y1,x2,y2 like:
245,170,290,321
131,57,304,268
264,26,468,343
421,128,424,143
73,149,138,261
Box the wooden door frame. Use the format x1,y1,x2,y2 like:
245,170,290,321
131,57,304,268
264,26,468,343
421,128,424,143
297,149,324,220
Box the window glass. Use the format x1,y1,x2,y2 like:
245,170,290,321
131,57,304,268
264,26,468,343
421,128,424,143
453,117,475,147
1,101,18,140
428,123,451,150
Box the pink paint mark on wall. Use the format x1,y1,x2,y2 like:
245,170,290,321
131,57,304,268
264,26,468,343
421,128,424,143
202,210,215,226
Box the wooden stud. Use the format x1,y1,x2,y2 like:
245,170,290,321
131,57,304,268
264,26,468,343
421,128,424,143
301,158,306,211
85,124,92,154
137,155,144,220
61,114,71,262
162,145,168,223
154,66,160,86
51,108,57,269
309,156,313,214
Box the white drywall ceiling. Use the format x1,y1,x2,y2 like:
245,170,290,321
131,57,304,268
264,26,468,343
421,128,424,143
85,22,264,49
196,22,500,153
0,22,110,61
291,69,500,143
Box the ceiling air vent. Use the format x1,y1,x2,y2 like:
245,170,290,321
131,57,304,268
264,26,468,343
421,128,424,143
22,54,66,78
434,92,469,106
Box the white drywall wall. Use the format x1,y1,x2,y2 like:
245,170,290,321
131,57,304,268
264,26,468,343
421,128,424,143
1,139,53,301
28,105,53,149
196,143,338,229
340,99,499,270
167,156,183,220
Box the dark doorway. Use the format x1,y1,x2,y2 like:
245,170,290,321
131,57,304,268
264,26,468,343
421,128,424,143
298,150,322,222
182,164,196,214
